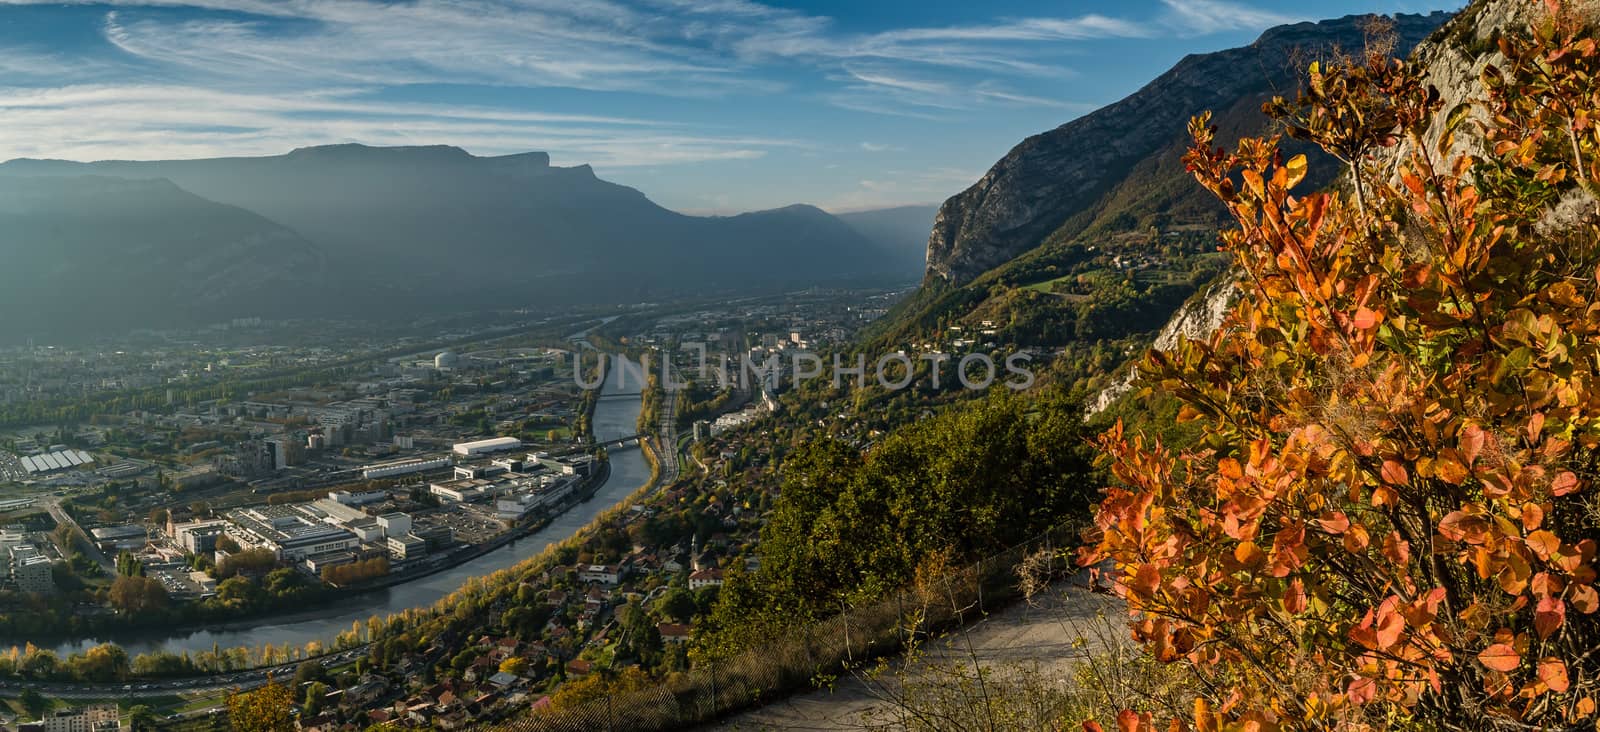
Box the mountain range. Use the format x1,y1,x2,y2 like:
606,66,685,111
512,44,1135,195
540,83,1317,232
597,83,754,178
0,145,922,340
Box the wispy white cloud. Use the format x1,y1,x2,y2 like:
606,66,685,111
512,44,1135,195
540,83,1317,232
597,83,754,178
0,84,799,166
1157,0,1303,35
0,0,1302,168
0,0,1244,111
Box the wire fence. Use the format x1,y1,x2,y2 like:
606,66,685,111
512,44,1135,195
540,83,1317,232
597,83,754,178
482,524,1079,732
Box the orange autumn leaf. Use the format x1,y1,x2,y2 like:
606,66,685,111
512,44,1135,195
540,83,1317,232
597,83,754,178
1316,511,1350,534
1478,643,1521,673
1439,510,1490,544
1538,658,1571,693
1527,530,1561,561
1379,459,1409,486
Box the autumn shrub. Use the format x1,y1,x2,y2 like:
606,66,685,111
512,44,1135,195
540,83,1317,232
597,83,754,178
1081,4,1600,730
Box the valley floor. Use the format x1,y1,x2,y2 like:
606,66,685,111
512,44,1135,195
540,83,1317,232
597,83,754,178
704,581,1125,731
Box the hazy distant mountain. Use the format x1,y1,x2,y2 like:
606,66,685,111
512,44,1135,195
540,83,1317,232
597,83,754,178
0,176,325,340
0,144,899,329
836,205,939,278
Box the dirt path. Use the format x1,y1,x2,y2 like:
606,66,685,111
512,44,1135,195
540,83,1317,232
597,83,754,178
704,583,1128,731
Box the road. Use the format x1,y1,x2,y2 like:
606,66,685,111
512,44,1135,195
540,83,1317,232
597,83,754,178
653,367,681,489
0,648,368,699
42,496,116,575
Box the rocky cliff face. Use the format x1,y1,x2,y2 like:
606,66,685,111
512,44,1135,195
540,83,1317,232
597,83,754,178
924,11,1450,288
1088,273,1239,415
1087,0,1600,415
1385,0,1599,223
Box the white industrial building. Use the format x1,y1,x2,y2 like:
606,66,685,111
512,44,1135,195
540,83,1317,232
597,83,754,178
20,449,94,475
429,478,494,503
386,533,427,560
494,476,581,520
330,489,390,506
452,437,523,456
0,529,25,553
225,506,359,561
172,520,230,554
360,456,451,480
346,518,385,542
376,512,412,537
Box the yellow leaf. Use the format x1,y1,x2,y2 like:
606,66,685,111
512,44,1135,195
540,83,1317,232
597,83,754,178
1284,154,1308,189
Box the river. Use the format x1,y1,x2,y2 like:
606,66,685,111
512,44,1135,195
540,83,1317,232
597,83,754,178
45,354,650,658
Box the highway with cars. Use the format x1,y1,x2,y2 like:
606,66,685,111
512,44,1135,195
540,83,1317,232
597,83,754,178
0,648,367,699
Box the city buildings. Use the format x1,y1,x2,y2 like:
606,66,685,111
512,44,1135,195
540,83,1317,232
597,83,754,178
688,568,725,591
172,519,230,554
20,704,120,732
10,545,54,594
90,525,146,553
386,533,427,560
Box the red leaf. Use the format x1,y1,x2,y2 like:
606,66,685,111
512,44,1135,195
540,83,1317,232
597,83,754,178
1539,658,1571,693
1522,502,1546,531
1116,709,1148,732
1552,471,1581,496
1353,307,1378,330
1317,511,1350,535
1383,532,1410,564
1380,459,1409,486
1375,597,1405,649
1478,643,1521,672
1285,577,1308,614
1536,597,1567,639
1083,722,1105,732
1132,564,1161,597
1346,675,1377,704
1439,511,1490,544
1460,424,1486,465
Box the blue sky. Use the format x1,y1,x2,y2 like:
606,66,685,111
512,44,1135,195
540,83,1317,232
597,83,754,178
0,0,1457,213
